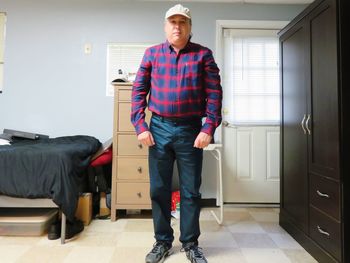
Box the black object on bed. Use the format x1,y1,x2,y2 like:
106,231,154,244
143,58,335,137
0,135,101,221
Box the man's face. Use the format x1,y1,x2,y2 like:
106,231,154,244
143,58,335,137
164,15,191,47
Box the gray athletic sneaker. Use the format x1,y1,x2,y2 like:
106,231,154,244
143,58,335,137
145,241,172,263
183,243,208,263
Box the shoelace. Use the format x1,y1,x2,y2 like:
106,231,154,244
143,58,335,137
181,245,205,259
151,242,166,254
191,246,205,259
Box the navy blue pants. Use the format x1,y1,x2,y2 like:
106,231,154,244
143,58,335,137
149,114,203,245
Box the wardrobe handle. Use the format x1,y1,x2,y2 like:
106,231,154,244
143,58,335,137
137,166,142,173
317,190,330,198
305,114,311,135
301,114,307,134
138,143,143,149
317,225,330,237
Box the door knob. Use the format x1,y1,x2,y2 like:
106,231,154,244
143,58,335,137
222,121,229,127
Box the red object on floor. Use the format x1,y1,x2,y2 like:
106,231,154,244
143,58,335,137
90,148,113,167
171,191,180,211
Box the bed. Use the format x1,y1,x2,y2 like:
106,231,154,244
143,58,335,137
0,135,101,243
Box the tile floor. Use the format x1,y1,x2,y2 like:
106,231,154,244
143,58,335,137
0,206,318,263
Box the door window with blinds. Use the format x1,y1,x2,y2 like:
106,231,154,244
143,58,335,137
223,29,280,125
0,12,6,93
106,43,152,96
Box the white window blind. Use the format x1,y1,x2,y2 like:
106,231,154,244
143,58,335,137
106,43,152,96
223,29,280,124
0,12,6,93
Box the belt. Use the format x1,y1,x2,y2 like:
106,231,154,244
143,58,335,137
152,112,202,123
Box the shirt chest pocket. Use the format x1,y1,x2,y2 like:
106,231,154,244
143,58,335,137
182,61,202,75
182,61,202,87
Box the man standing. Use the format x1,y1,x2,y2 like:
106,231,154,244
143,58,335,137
131,4,222,263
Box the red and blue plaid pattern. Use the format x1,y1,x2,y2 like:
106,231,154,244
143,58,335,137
131,41,222,136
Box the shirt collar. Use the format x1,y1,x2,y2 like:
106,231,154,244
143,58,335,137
165,39,192,54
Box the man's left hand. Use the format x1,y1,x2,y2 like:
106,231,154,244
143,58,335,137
194,132,212,149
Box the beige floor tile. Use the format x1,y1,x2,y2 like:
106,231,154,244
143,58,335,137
200,232,238,248
283,249,318,263
258,222,287,234
70,231,119,247
63,246,115,263
164,253,187,262
124,219,154,232
273,208,280,213
221,205,249,212
199,209,219,221
16,245,72,263
0,236,42,245
116,231,156,247
204,247,248,263
167,247,247,263
269,233,303,249
0,245,31,263
200,220,228,232
233,233,277,248
248,211,279,222
227,221,266,234
84,218,127,233
37,230,89,247
222,211,254,223
36,235,79,247
241,248,291,263
110,247,150,262
246,207,278,213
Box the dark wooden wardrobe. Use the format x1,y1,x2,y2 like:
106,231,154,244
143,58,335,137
279,0,350,262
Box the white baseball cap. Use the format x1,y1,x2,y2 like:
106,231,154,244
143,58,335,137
165,4,191,20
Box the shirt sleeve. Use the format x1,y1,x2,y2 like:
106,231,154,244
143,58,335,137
201,49,223,136
131,49,152,135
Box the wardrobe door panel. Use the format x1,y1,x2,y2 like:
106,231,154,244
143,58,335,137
281,22,309,232
308,0,339,180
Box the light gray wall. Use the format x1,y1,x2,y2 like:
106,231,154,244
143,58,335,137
0,0,306,197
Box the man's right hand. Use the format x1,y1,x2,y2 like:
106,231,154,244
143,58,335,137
137,131,155,146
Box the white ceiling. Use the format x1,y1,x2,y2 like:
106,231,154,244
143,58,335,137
138,0,314,4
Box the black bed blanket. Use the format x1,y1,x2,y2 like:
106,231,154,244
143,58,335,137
0,135,101,221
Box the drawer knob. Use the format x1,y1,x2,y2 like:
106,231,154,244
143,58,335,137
138,144,143,149
137,166,142,173
317,225,330,237
137,192,142,198
316,190,330,198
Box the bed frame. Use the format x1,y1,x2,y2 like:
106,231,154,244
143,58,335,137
0,195,67,244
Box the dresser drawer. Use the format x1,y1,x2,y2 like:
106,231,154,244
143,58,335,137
116,182,151,205
117,134,148,156
310,174,340,220
118,102,134,132
310,206,341,262
117,158,149,180
117,103,152,132
117,89,132,101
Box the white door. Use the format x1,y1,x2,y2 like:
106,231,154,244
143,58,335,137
222,124,280,203
217,21,287,203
